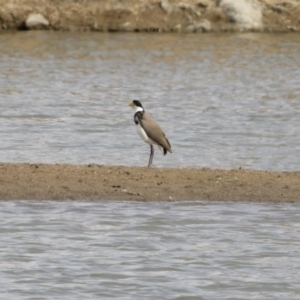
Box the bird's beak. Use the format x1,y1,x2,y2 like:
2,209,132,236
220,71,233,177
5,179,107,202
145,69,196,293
128,101,134,107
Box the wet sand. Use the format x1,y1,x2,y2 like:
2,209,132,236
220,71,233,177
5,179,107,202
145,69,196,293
0,163,299,202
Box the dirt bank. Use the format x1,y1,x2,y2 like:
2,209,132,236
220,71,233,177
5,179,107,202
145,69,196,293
0,163,299,202
0,0,299,33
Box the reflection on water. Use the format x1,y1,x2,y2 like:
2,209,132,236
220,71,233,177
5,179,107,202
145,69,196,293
0,201,300,299
0,32,300,170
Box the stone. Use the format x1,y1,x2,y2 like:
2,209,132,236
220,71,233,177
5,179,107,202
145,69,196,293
160,0,173,14
184,19,211,33
185,24,196,33
178,2,202,16
194,19,211,32
178,2,195,11
172,24,182,32
218,0,262,30
25,13,49,29
264,0,298,9
119,22,133,32
197,0,213,9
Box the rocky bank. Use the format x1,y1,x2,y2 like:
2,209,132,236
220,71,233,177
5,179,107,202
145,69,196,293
0,0,299,33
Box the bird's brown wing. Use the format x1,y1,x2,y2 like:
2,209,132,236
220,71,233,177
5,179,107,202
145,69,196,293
140,112,172,153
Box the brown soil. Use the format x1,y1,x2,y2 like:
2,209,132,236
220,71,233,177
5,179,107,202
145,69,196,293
0,163,299,202
0,0,300,32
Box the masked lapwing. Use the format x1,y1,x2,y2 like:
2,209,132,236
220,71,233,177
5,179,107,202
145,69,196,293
129,100,172,167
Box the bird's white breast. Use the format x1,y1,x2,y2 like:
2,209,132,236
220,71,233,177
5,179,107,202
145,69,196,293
136,123,154,145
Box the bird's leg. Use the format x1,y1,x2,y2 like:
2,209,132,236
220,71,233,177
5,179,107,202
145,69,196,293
148,145,155,167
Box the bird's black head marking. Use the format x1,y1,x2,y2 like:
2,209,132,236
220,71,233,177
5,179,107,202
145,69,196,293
133,100,143,108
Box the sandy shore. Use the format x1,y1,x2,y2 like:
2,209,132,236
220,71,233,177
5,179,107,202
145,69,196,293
0,163,299,202
0,0,299,33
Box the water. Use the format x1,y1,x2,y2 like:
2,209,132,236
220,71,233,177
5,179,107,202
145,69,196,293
0,201,299,299
1,33,299,299
0,32,300,170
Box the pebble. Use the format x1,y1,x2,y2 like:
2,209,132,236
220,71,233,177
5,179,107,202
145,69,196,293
25,13,49,29
194,19,212,32
160,0,173,14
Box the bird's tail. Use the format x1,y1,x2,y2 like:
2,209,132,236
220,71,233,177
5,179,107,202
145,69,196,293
163,148,172,155
159,145,172,155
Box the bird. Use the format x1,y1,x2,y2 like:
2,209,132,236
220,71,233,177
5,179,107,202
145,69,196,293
128,100,172,167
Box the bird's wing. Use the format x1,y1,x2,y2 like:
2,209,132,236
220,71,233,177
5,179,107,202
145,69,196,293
140,113,172,153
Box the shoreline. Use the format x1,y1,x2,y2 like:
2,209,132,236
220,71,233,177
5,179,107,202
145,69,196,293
0,163,299,202
0,0,299,33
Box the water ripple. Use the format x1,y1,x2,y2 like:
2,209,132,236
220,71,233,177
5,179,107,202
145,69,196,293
0,32,300,170
0,201,300,299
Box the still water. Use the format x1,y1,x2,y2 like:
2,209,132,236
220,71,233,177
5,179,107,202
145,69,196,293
0,32,300,170
0,201,300,299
